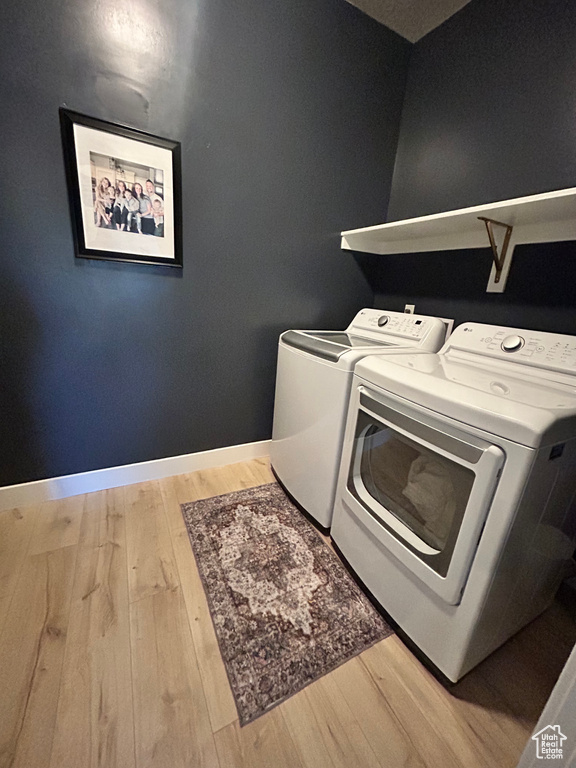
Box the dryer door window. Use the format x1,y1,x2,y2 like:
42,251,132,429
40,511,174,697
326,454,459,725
347,388,505,598
359,421,475,556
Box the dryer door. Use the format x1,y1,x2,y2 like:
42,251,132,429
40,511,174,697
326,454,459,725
347,386,505,604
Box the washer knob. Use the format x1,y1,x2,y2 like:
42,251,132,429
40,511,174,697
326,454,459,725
501,334,525,352
377,315,389,327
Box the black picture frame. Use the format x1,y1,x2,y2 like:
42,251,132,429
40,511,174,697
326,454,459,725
60,108,182,268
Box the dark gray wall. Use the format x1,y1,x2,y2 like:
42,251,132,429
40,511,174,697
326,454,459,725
0,0,410,485
369,0,576,332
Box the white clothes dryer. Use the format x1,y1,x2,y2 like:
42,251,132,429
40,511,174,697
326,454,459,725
331,322,576,682
270,309,449,530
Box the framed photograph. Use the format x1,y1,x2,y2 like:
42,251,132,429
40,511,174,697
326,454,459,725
60,108,182,268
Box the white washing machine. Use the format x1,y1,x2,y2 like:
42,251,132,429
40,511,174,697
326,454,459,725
270,309,449,530
331,322,576,682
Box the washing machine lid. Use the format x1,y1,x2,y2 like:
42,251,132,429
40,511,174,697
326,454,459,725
355,352,576,448
280,309,449,364
281,330,393,362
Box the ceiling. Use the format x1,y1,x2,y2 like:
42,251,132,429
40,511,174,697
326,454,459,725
346,0,472,42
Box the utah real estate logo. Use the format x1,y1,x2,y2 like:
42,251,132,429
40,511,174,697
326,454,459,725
532,724,567,760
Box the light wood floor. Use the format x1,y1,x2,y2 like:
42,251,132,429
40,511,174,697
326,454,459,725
1,457,575,768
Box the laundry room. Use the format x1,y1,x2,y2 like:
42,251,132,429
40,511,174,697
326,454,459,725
1,0,576,766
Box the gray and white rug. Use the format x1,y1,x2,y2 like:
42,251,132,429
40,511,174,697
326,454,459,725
180,482,393,725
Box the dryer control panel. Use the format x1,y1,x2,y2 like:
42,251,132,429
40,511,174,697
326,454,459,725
445,323,576,374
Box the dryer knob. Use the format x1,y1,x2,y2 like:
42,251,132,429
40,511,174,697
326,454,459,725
501,334,525,352
377,315,390,327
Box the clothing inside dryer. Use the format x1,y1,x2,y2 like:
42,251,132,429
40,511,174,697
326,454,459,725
359,423,475,551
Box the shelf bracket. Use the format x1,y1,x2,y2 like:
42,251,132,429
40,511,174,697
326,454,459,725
478,216,514,285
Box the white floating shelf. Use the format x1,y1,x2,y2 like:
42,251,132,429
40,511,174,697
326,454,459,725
341,187,576,292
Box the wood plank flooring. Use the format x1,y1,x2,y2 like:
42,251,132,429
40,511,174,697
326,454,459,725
0,457,574,768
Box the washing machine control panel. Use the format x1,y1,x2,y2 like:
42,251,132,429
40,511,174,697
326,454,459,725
447,323,576,372
351,309,435,340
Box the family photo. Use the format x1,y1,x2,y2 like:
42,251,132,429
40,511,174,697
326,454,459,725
61,109,181,267
91,153,164,238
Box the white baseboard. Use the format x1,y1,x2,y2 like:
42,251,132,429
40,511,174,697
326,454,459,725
0,440,271,511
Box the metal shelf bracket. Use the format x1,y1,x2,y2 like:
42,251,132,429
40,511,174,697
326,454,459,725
478,216,514,285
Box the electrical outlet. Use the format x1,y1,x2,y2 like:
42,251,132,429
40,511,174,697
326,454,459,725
404,304,415,314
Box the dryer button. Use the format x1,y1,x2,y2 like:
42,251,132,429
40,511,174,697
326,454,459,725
490,381,510,395
501,334,525,353
377,315,389,327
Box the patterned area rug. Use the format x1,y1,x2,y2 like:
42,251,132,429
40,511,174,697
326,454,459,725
180,482,393,725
